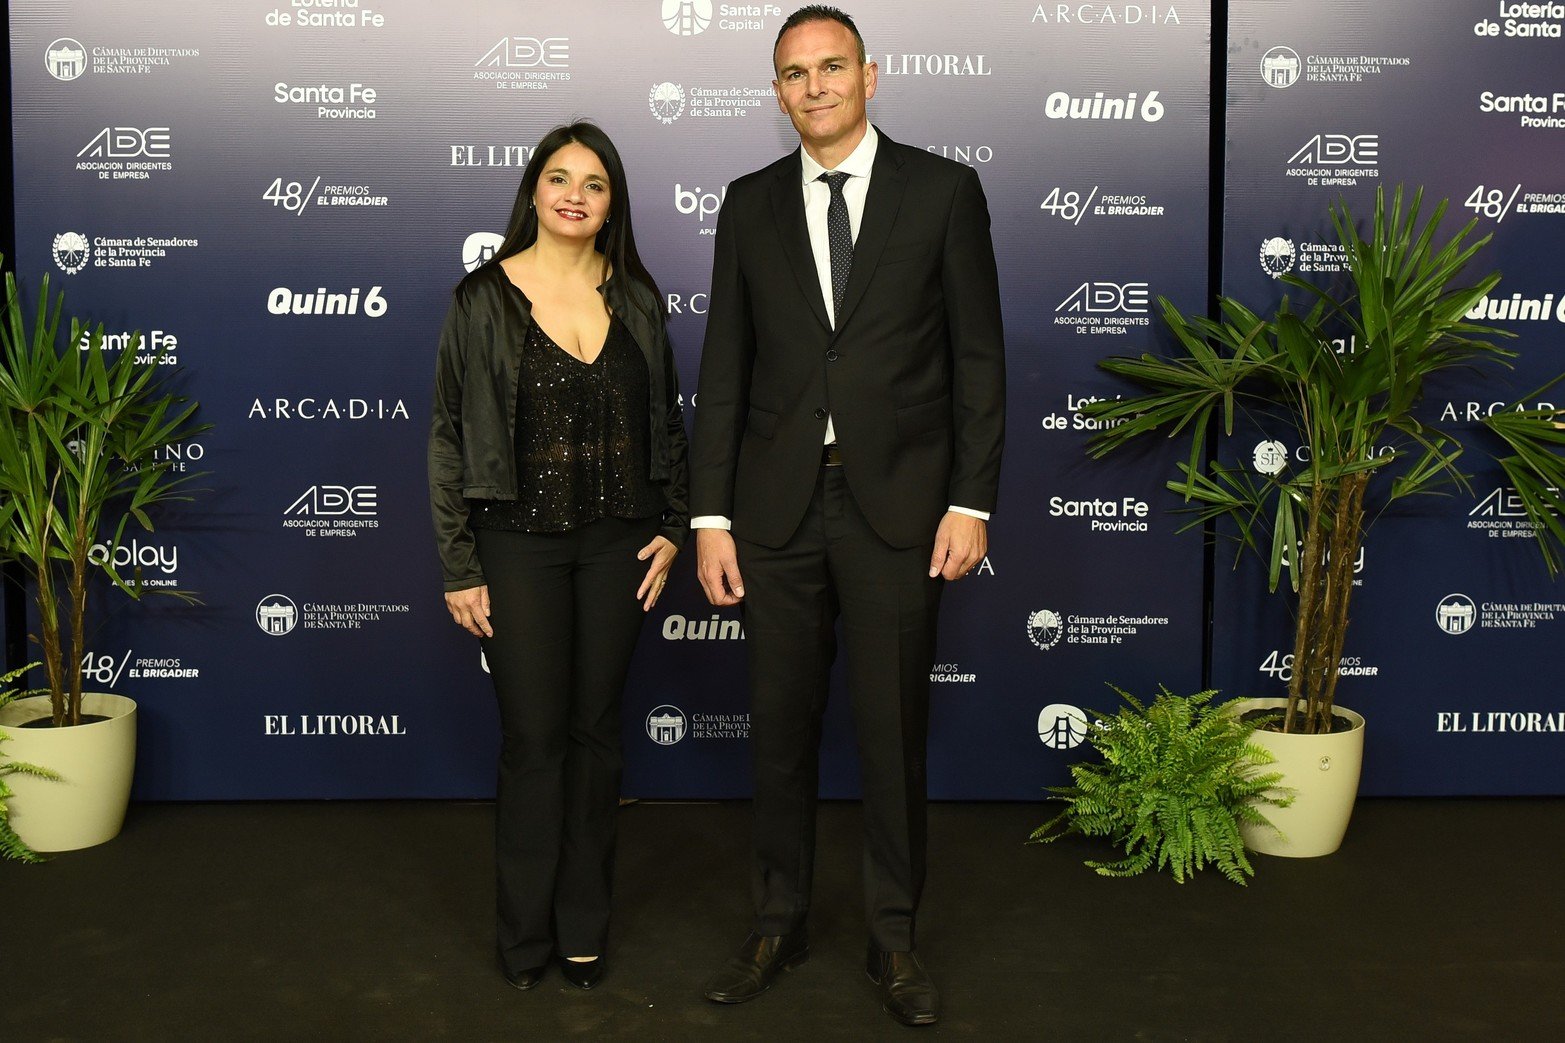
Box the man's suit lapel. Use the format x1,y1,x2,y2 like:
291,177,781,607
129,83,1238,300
769,151,832,333
833,132,907,336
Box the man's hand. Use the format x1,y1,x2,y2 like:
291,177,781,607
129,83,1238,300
929,513,987,581
696,528,746,606
444,584,493,638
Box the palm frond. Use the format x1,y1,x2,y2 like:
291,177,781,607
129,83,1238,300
1082,187,1565,732
0,256,210,724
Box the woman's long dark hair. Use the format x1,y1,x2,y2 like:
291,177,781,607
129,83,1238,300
468,121,662,314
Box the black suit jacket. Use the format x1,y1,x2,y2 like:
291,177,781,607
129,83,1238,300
690,129,1005,549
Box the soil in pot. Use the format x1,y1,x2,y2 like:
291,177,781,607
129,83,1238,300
17,714,112,728
1240,709,1359,734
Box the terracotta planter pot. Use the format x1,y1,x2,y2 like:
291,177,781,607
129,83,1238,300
1235,697,1365,858
0,693,137,852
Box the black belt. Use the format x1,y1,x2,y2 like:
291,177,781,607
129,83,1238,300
822,443,844,467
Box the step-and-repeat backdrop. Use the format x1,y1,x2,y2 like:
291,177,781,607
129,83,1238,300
7,3,1209,799
1221,1,1565,793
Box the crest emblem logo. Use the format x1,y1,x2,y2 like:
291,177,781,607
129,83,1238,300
257,595,299,636
647,705,687,745
1261,46,1301,89
1027,609,1065,651
46,38,87,81
52,232,90,274
649,82,686,124
1259,237,1295,279
1253,440,1289,476
1435,593,1477,635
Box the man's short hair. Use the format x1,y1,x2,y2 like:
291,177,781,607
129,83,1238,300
775,5,867,67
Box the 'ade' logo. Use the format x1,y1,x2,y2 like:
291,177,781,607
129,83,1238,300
286,486,378,516
1056,282,1150,313
79,127,171,159
1288,134,1379,165
476,37,570,68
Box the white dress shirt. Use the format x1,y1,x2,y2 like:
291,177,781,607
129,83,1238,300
691,126,988,530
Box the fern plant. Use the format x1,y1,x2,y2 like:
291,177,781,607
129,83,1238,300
1030,686,1291,884
0,662,59,863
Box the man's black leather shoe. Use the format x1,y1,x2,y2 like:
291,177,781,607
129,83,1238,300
702,929,809,1002
558,956,604,990
503,964,545,990
866,946,939,1026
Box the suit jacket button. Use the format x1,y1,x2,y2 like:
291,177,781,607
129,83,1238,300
814,407,827,420
826,349,839,362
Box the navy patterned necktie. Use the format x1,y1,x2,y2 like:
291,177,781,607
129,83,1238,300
818,171,852,323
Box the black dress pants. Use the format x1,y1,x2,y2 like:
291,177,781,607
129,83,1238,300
475,514,658,974
735,465,943,952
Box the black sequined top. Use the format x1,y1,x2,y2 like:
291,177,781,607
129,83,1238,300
469,315,665,533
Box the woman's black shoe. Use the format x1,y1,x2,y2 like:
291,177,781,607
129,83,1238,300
558,956,604,990
504,965,546,990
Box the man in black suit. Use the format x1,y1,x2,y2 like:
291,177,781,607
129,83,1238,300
689,5,1004,1027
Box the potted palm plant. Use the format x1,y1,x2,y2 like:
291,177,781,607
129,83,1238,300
0,261,206,851
1080,186,1565,856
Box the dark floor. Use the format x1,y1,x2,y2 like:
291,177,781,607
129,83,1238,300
7,799,1564,1041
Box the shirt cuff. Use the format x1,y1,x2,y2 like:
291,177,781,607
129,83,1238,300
690,516,733,530
948,505,991,521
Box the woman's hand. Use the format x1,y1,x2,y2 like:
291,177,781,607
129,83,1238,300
635,535,679,612
445,584,493,638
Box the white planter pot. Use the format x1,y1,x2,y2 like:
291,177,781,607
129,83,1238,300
1235,697,1365,859
0,693,137,852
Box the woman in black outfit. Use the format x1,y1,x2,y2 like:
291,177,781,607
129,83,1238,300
428,122,688,992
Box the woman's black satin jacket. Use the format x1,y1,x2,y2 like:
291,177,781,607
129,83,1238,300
428,264,689,592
